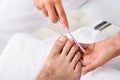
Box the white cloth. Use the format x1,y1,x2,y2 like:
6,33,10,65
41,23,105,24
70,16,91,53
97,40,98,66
81,67,120,80
0,0,49,52
63,0,88,11
79,0,120,26
0,27,120,80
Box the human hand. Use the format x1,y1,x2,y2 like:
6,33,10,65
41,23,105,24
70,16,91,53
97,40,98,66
34,0,69,29
80,36,120,75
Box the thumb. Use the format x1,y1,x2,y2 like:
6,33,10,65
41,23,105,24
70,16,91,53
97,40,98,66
82,59,102,75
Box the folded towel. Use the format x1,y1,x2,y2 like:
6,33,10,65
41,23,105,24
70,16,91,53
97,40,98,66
0,27,120,80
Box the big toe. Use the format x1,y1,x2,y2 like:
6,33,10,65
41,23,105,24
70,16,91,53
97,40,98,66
50,35,68,55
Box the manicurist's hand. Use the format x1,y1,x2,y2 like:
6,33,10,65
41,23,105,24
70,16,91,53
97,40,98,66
80,33,120,75
34,0,69,29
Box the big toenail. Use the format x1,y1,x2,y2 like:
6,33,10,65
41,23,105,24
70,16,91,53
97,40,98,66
59,36,66,42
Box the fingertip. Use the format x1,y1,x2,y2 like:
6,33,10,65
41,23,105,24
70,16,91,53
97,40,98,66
62,19,69,28
82,62,97,75
44,13,49,17
41,8,48,17
82,70,85,75
82,68,88,75
59,19,69,30
63,23,69,30
58,12,68,28
50,16,58,23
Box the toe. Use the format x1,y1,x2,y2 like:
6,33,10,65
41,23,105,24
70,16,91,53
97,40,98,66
50,35,68,55
67,44,78,62
71,51,81,69
74,62,82,79
61,39,75,56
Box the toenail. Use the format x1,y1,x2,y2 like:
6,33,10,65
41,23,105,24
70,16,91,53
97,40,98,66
59,36,66,42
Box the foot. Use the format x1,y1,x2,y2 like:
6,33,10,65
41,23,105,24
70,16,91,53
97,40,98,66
36,35,82,80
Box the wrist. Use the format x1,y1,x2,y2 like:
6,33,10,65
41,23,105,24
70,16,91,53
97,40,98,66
36,71,51,80
36,74,48,80
113,31,120,56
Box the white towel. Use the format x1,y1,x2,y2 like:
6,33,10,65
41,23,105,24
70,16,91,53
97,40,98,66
0,27,120,80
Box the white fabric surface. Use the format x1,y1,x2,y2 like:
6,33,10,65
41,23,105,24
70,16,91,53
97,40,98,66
79,0,120,26
0,0,49,52
81,67,120,80
0,27,120,80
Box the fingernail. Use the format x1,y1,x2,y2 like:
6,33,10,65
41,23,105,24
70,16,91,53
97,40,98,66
59,35,66,42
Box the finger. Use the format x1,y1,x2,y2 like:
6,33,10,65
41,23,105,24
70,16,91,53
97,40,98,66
34,0,41,10
82,59,102,75
41,7,48,17
55,1,68,29
46,3,58,23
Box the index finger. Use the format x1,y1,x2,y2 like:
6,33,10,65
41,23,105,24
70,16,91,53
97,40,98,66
55,1,69,29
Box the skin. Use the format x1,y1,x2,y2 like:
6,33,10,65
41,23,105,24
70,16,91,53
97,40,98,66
34,0,69,29
33,0,120,74
81,31,120,75
33,1,120,75
35,31,120,79
36,35,82,80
